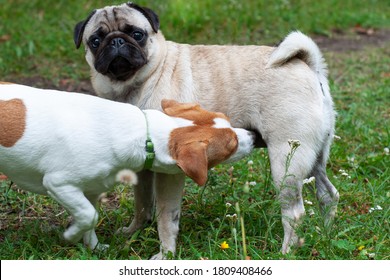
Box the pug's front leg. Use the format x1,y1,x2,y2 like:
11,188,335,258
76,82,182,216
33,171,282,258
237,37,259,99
151,173,185,260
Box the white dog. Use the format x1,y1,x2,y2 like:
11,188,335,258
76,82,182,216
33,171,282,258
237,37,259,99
0,82,254,250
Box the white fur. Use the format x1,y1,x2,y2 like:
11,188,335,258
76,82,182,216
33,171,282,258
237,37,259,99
0,84,254,250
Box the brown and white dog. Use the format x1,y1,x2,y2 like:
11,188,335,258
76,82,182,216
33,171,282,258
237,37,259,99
0,83,254,251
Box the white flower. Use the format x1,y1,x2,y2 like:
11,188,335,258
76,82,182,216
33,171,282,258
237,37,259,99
288,139,301,149
249,181,257,186
384,147,389,155
334,135,341,140
369,205,383,213
339,169,351,179
115,169,138,185
303,176,315,185
368,253,376,259
304,199,313,205
308,209,315,216
225,202,232,208
247,160,254,165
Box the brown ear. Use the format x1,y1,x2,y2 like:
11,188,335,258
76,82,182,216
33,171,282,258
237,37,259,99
161,99,200,117
175,141,209,186
161,99,179,111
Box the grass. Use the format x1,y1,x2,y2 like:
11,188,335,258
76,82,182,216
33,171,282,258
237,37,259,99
0,0,389,260
1,0,389,81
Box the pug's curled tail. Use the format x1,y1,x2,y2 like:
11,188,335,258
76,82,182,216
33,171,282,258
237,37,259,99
267,31,328,78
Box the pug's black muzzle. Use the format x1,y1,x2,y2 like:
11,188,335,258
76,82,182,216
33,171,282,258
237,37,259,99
94,35,147,81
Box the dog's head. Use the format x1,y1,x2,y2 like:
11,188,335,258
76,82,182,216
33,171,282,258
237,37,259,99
74,3,159,81
162,99,255,185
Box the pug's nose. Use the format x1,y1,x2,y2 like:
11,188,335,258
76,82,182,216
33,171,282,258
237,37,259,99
110,38,125,48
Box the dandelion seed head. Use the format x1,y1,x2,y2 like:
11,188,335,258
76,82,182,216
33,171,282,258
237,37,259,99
115,169,138,185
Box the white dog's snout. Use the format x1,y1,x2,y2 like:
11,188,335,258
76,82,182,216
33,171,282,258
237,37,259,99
236,128,256,148
223,128,255,164
248,130,256,144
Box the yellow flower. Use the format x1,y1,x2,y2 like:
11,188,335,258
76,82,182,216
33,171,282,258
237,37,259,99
220,241,229,250
358,245,365,251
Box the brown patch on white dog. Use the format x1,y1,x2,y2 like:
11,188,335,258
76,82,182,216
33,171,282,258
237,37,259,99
162,99,229,125
0,99,26,147
169,126,238,186
163,99,238,185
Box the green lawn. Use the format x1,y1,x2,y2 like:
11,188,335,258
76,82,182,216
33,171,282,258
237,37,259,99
0,0,389,260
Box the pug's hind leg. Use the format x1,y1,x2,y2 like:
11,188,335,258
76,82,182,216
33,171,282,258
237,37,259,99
116,170,155,236
268,142,317,254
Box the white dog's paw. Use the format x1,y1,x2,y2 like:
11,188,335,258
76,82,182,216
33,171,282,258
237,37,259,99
63,227,82,244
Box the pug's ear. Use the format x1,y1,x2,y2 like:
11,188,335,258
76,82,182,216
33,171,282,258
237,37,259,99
127,3,160,33
74,10,97,49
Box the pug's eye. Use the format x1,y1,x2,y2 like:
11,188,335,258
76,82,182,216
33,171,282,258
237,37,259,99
132,31,144,42
90,38,100,49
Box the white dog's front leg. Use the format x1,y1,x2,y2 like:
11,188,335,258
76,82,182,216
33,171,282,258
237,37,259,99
151,173,185,260
83,193,109,250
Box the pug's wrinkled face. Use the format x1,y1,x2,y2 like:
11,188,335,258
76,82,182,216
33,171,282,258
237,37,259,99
74,3,159,81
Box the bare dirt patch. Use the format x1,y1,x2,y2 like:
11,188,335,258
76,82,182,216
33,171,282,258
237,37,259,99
315,28,390,52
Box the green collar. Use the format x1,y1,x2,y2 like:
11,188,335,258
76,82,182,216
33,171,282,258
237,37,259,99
143,111,155,170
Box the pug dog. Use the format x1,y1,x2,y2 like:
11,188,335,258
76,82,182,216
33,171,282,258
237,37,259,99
74,2,338,259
